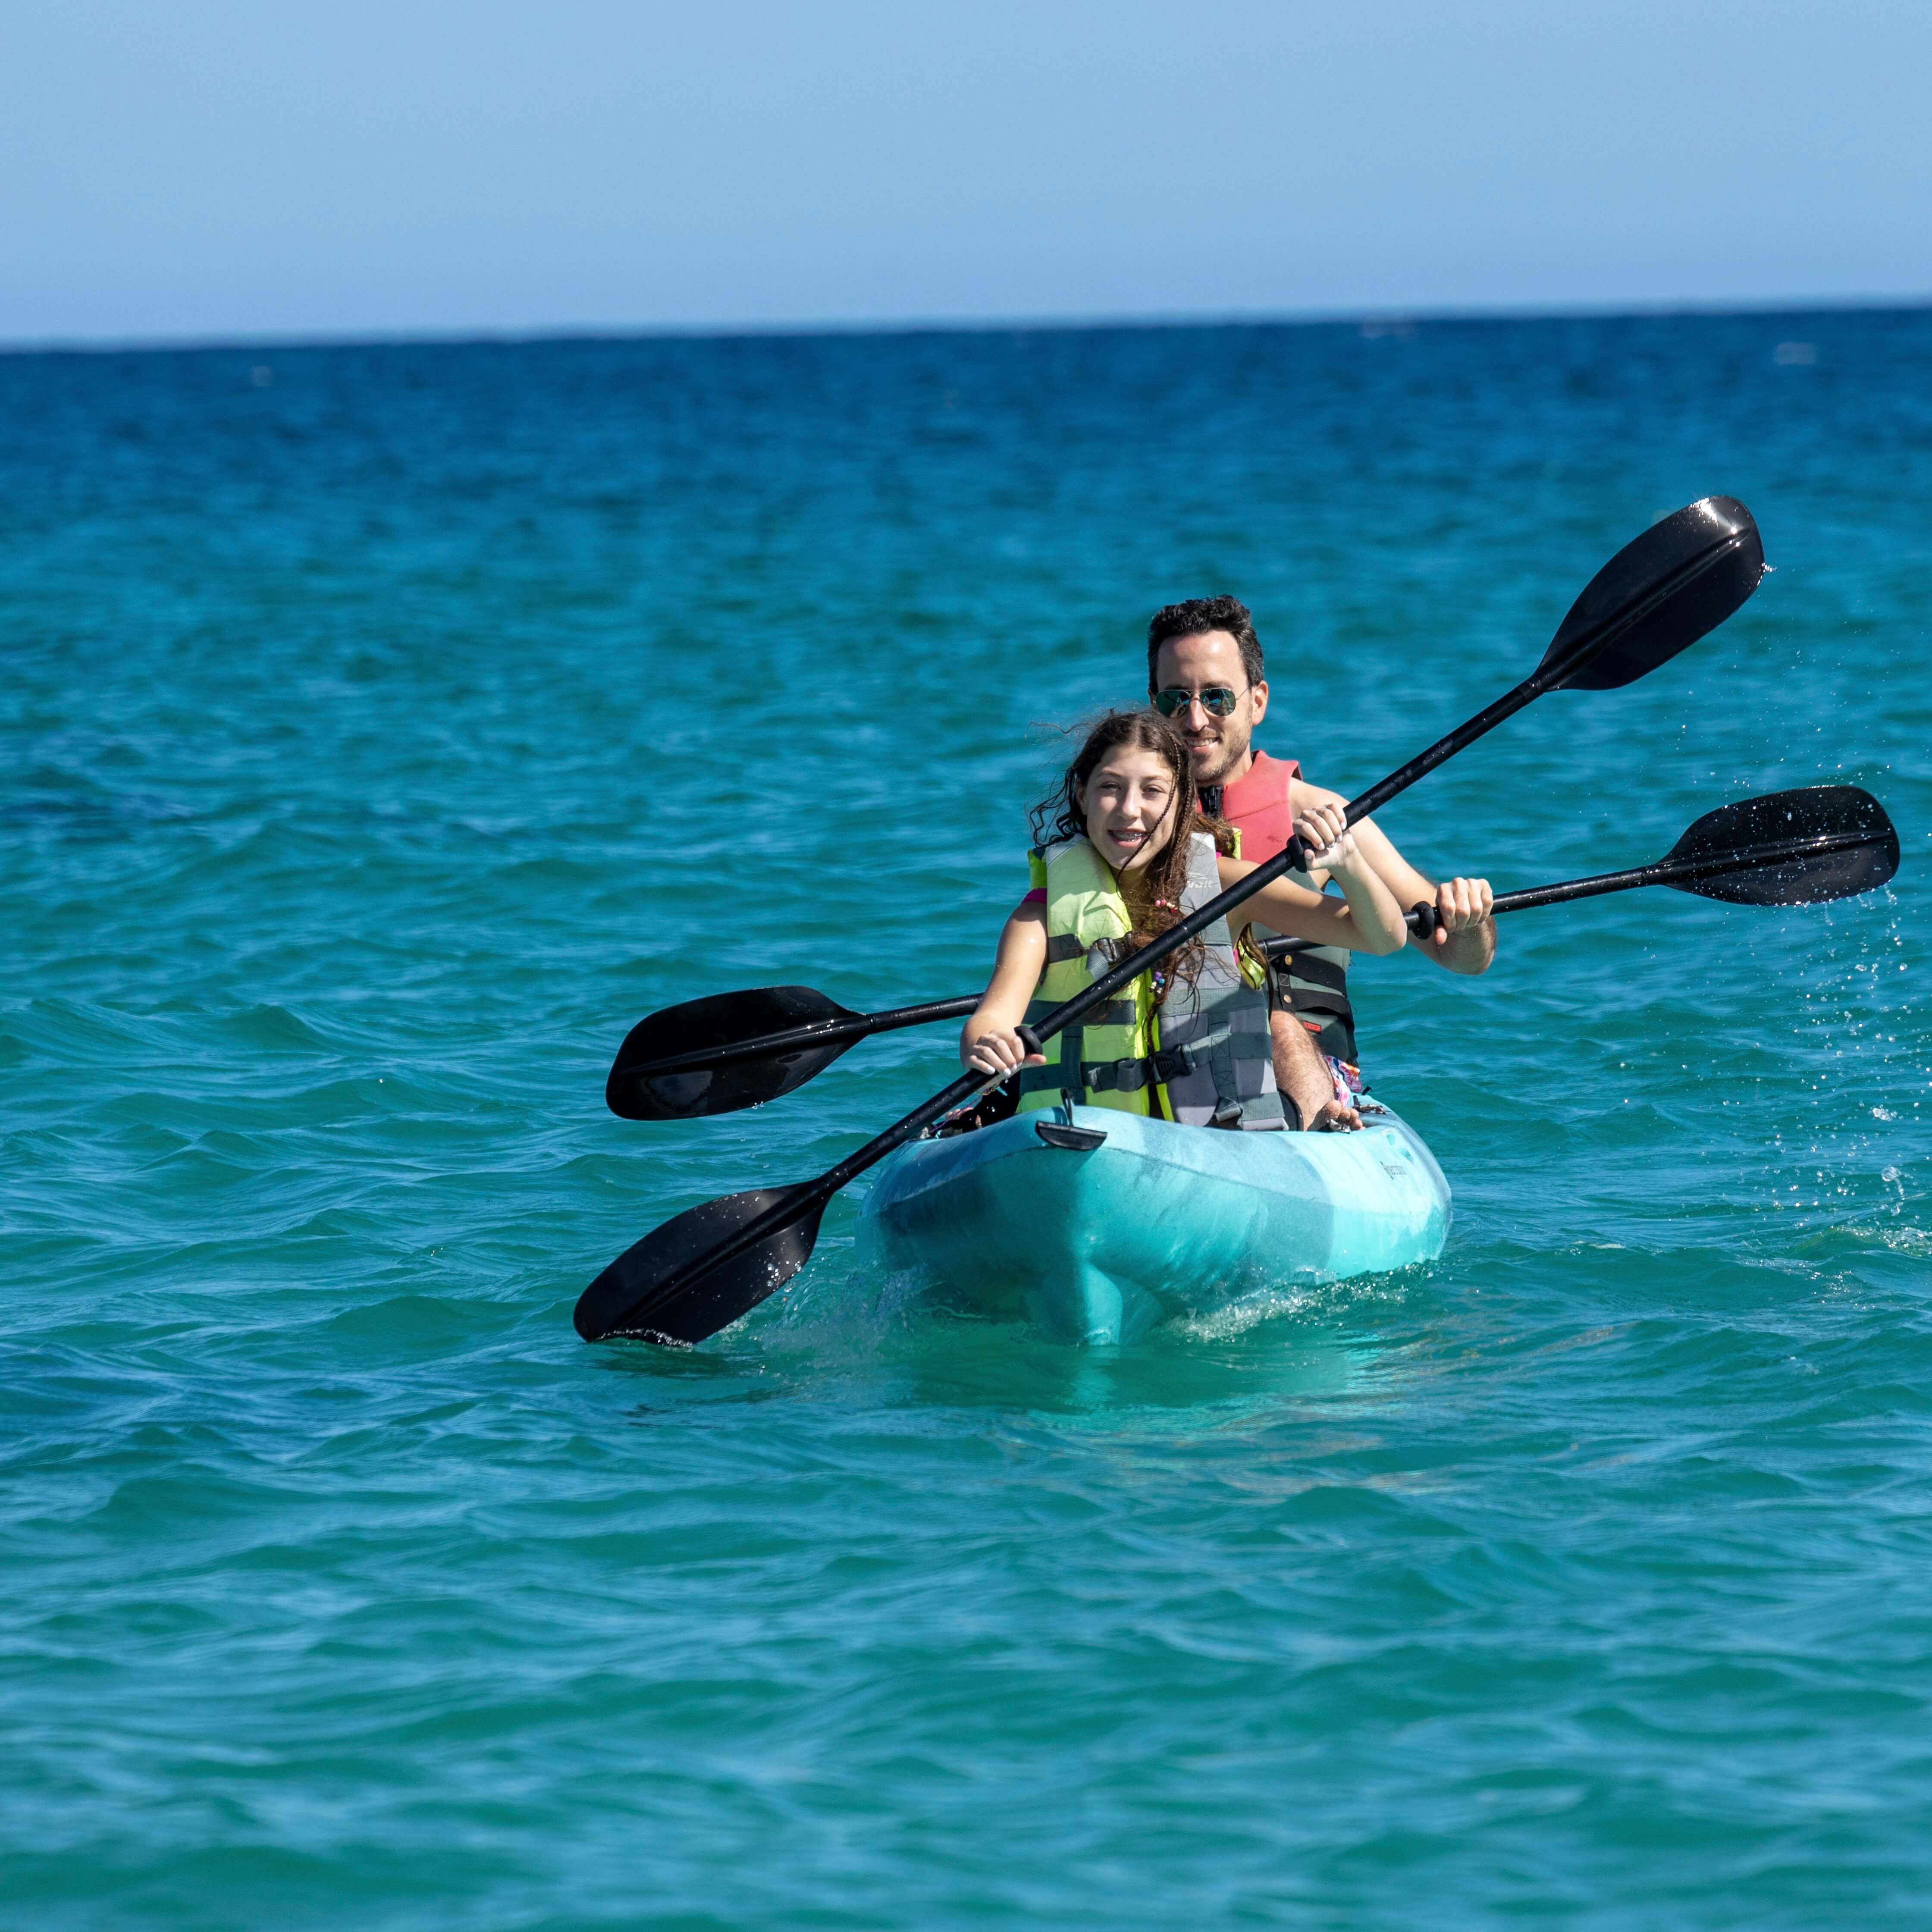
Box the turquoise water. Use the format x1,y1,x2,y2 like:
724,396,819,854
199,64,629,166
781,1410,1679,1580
5,311,1929,1927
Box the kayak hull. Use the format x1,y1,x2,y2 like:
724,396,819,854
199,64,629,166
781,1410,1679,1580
861,1103,1450,1345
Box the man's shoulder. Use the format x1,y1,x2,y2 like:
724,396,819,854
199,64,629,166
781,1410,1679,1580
1288,774,1345,811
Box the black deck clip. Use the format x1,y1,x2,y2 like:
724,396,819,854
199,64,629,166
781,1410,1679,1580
1035,1120,1108,1152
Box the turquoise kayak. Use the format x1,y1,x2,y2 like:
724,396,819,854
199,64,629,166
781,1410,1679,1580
861,1102,1450,1345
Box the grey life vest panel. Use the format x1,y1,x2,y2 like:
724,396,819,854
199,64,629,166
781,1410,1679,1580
1154,834,1287,1130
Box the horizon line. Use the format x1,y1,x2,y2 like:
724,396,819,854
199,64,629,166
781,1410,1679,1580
3,290,1929,359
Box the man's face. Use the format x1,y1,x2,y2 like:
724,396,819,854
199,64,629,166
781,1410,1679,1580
1151,630,1269,787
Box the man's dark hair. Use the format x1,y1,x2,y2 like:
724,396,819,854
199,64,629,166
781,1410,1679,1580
1146,596,1265,693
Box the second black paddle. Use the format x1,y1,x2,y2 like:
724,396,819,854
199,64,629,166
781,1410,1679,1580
1390,784,1899,941
612,784,1897,1128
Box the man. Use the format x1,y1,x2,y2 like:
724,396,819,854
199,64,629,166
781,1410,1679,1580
1147,595,1496,1130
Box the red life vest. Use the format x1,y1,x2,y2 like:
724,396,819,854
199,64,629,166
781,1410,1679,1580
1212,749,1302,861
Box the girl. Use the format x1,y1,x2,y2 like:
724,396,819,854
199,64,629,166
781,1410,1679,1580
960,710,1407,1131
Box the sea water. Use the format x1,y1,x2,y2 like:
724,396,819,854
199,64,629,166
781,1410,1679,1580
3,311,1929,1928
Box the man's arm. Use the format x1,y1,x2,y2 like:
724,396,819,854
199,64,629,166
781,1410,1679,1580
1293,782,1496,976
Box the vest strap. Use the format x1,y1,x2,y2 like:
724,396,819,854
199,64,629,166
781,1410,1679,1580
1019,1054,1164,1096
1270,947,1358,1056
1278,982,1354,1022
1150,1031,1227,1079
1280,950,1348,994
1020,1045,1226,1091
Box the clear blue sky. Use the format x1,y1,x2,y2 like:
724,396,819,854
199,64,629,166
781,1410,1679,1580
3,0,1927,344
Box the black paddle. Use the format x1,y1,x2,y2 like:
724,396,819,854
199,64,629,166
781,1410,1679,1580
606,986,981,1121
1390,785,1899,940
576,495,1765,1346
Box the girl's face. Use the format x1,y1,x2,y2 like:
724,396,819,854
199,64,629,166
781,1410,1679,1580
1078,745,1179,872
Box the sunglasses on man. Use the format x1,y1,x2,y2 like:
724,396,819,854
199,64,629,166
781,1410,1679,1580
1152,686,1242,719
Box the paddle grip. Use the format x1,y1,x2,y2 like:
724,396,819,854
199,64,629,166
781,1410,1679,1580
1406,901,1443,941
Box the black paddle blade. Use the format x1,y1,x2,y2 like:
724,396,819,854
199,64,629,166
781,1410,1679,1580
1539,496,1765,692
1665,786,1901,905
606,986,859,1121
574,1185,826,1344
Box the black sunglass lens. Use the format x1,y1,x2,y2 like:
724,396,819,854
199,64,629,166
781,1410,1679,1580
1154,688,1240,716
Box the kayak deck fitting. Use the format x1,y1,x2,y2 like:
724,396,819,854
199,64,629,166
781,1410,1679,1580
860,1102,1451,1345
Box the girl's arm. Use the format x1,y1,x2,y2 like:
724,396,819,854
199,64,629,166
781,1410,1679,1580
1218,801,1409,955
959,902,1050,1076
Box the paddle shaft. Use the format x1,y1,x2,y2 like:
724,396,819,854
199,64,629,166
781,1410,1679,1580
627,994,980,1081
1342,524,1742,822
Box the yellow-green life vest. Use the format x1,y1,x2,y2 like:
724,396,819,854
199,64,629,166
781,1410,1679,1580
1017,833,1286,1129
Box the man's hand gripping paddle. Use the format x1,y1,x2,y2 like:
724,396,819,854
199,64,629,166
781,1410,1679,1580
576,496,1766,1347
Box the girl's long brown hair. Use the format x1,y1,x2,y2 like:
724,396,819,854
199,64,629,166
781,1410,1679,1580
1029,710,1233,1001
